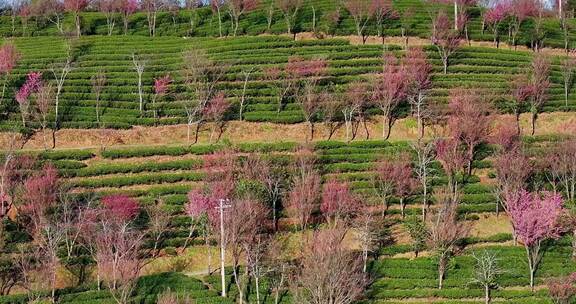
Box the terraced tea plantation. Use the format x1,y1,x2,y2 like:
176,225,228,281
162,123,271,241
1,0,576,49
0,35,575,131
0,133,558,303
1,0,576,303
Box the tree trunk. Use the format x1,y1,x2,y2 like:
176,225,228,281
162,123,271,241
75,13,81,37
438,256,445,289
362,248,368,273
572,229,576,260
232,265,244,304
400,197,405,218
123,16,129,35
531,112,537,136
255,276,260,304
485,285,490,304
217,8,223,37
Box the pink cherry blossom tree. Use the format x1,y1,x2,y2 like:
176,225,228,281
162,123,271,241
321,179,360,228
391,156,417,218
506,191,564,290
372,52,408,140
119,0,138,35
484,1,510,48
431,10,461,74
100,194,140,222
98,0,120,35
344,0,374,44
287,148,320,231
151,74,171,120
447,88,493,176
203,92,230,143
94,195,144,304
427,193,470,289
373,159,395,216
20,164,59,236
403,47,432,140
16,71,42,128
436,138,467,202
64,0,88,37
529,54,550,136
509,0,538,49
227,0,259,36
493,147,531,216
0,43,20,105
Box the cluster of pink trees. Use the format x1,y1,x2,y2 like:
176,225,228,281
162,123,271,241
183,148,371,303
507,53,551,136
0,158,172,304
336,48,432,142
343,0,397,44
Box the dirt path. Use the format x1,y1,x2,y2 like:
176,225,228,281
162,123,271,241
294,32,576,57
1,112,575,151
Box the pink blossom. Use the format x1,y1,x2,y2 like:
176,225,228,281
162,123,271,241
101,194,140,221
321,179,359,222
403,47,432,92
186,189,217,222
203,93,229,122
505,190,564,247
0,44,20,75
484,2,511,25
154,74,171,96
16,72,42,105
21,164,59,215
120,0,138,14
18,4,31,18
285,57,328,78
64,0,88,12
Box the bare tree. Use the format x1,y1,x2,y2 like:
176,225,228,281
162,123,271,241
50,41,74,148
237,67,253,121
411,140,435,219
132,54,147,115
91,70,107,126
561,55,575,108
146,199,171,258
34,84,55,149
322,95,343,140
224,198,268,304
549,140,576,202
470,250,503,304
276,0,302,37
227,0,259,36
354,209,381,272
142,0,165,37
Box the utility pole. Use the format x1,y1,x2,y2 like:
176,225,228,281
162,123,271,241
217,198,231,297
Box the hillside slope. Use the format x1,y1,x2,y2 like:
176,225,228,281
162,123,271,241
1,35,575,130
